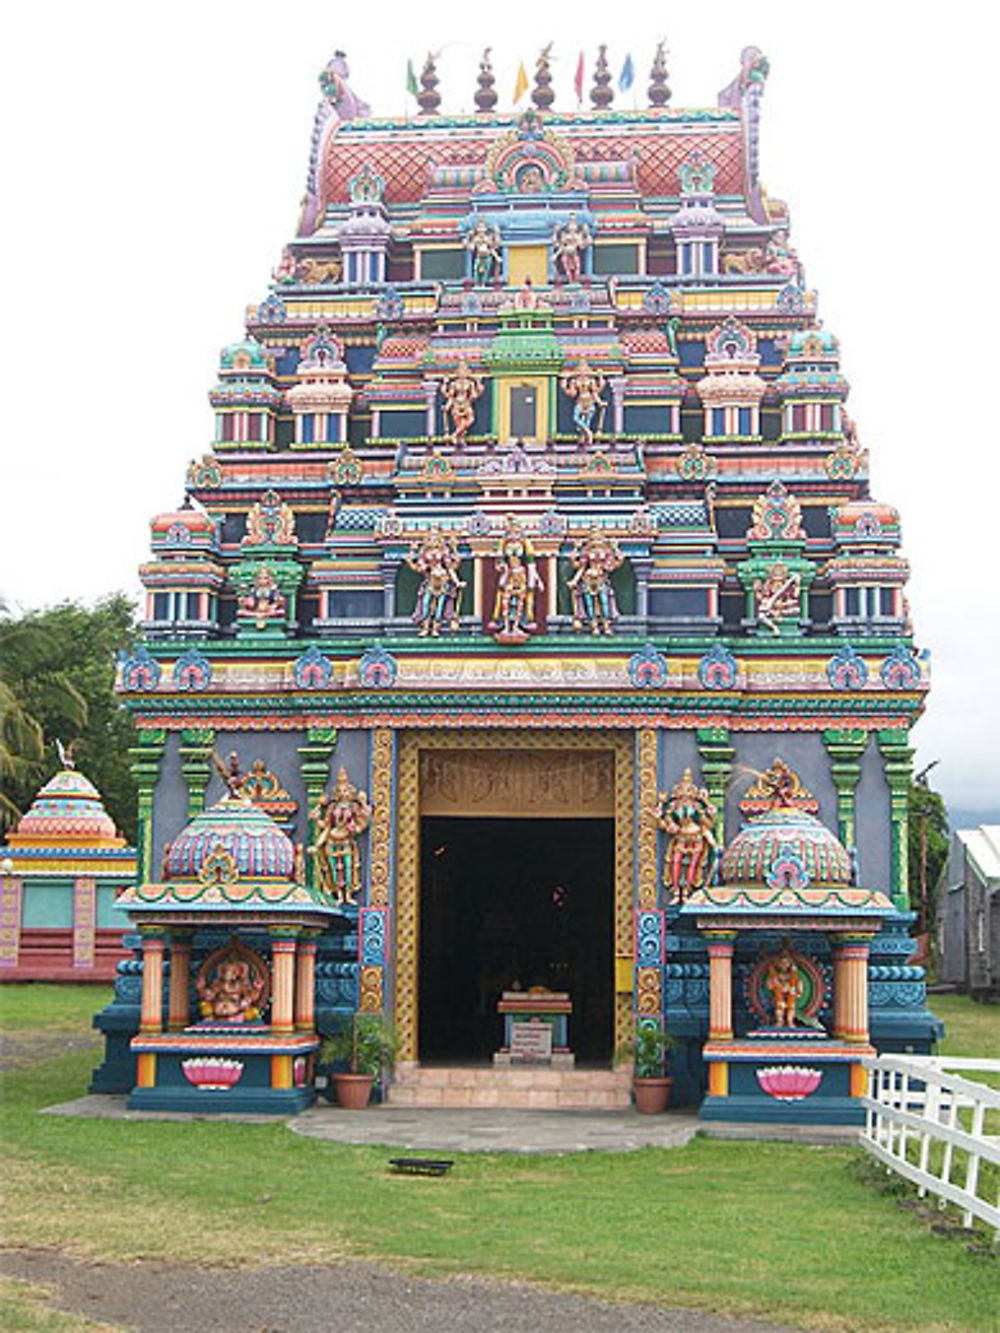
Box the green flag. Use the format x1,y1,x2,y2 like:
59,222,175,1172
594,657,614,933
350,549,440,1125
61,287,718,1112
406,58,418,97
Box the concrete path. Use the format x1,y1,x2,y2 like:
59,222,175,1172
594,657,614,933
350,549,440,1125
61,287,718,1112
0,1249,797,1333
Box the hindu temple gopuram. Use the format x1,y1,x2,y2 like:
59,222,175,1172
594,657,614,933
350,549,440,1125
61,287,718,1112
92,44,940,1120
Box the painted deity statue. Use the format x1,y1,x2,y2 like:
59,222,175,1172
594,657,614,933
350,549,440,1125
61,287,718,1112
656,768,718,901
197,946,268,1023
310,767,372,906
561,361,607,446
238,564,287,629
442,358,484,444
753,560,800,634
764,941,803,1027
407,527,465,637
489,515,544,642
567,526,623,636
764,230,802,283
272,247,298,285
465,219,501,286
554,213,592,283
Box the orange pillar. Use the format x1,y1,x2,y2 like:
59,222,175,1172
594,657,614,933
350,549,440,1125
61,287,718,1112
705,932,736,1041
295,935,318,1032
270,933,298,1035
139,932,165,1034
167,934,192,1031
834,936,872,1044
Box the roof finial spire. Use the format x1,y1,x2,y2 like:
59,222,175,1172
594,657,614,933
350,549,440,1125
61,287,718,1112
475,47,498,113
531,44,555,111
590,45,614,109
417,52,441,116
648,40,671,107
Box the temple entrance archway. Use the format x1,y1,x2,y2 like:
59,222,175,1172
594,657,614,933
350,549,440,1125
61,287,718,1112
394,730,635,1063
418,816,614,1063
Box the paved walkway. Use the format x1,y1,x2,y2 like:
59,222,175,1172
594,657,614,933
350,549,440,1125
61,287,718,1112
0,1249,797,1333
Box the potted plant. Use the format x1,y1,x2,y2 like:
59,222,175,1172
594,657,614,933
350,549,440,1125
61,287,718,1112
319,1014,398,1109
617,1022,675,1114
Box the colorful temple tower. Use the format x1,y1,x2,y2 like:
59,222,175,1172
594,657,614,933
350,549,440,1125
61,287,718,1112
1,757,134,981
94,43,939,1120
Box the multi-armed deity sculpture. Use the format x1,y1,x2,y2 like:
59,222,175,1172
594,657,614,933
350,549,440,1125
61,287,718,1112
567,526,623,635
488,515,544,643
465,219,502,286
406,527,465,637
561,361,607,445
309,768,373,906
442,358,484,444
553,213,592,282
656,768,719,902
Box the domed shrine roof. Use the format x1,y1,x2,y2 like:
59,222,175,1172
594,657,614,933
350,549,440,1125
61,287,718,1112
150,504,216,539
219,338,271,372
7,767,125,848
785,327,839,360
720,806,851,888
118,796,334,917
832,499,901,546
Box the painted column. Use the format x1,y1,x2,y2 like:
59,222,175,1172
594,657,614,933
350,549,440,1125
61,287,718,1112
546,556,557,619
473,554,484,621
179,729,215,818
704,932,736,1040
822,729,867,852
297,729,338,890
167,933,192,1031
423,380,438,438
380,558,395,621
877,729,913,910
632,557,651,623
833,935,873,1044
295,933,319,1031
696,727,735,848
129,731,167,885
138,930,165,1034
270,933,299,1036
610,375,627,435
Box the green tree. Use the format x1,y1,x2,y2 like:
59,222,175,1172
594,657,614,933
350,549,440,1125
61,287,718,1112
0,596,138,841
908,770,949,934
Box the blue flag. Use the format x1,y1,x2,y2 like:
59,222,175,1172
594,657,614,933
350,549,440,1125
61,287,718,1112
619,53,635,92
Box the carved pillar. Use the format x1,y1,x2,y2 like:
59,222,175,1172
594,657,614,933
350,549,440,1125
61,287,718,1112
833,935,873,1043
297,729,338,889
380,557,396,621
179,729,215,818
295,933,319,1031
636,729,659,911
139,930,165,1034
822,728,867,852
167,933,192,1030
632,557,651,622
269,932,299,1035
704,931,736,1040
696,727,735,848
424,380,439,438
129,731,167,885
546,555,557,619
878,729,913,911
609,375,627,435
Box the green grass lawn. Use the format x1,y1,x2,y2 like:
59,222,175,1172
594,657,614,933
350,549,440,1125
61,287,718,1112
934,992,1000,1061
2,986,999,1331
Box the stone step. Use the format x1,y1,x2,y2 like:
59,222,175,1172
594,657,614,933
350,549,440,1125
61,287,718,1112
388,1063,632,1109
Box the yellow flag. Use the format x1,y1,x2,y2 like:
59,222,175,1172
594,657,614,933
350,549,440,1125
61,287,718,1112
513,61,529,104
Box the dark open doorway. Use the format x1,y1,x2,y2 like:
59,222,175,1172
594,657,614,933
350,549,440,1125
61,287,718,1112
418,816,614,1064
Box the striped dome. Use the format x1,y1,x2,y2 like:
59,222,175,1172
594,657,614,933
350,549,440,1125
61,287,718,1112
720,807,851,889
165,797,295,881
8,768,124,847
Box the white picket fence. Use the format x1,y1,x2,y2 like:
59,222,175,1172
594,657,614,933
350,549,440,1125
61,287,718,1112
860,1054,1000,1239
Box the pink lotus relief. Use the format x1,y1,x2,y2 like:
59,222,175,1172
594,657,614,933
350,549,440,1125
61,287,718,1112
756,1065,822,1100
181,1057,245,1090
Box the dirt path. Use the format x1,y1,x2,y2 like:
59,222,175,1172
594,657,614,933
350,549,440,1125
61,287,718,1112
0,1030,101,1071
0,1249,795,1333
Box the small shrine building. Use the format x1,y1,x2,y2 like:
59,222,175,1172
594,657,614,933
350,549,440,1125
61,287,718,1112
93,42,939,1122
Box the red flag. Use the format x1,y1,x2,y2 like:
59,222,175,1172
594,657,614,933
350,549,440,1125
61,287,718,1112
574,51,584,104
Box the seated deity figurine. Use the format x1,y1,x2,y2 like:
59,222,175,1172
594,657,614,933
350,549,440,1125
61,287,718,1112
764,940,804,1028
567,526,623,636
271,246,298,285
763,230,803,283
197,947,268,1023
561,361,607,446
464,219,501,286
489,515,544,641
656,768,718,901
238,564,287,630
554,213,592,283
442,358,484,444
753,560,800,634
407,527,465,637
309,767,372,906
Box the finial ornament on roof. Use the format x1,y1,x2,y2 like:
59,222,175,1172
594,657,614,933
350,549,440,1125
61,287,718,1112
648,41,671,107
590,45,614,108
475,47,498,113
418,52,441,115
740,759,818,815
532,44,555,111
56,739,76,770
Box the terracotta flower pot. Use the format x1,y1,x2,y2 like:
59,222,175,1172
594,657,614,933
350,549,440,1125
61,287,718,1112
331,1072,374,1109
632,1076,673,1114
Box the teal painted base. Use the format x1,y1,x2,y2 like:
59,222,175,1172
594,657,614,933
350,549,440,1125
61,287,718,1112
127,1083,316,1114
699,1093,864,1126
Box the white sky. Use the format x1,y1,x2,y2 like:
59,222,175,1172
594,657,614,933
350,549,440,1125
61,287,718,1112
2,1,997,816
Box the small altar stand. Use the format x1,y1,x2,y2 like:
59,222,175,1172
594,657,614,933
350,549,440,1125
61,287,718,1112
117,795,339,1114
494,989,574,1067
682,804,895,1126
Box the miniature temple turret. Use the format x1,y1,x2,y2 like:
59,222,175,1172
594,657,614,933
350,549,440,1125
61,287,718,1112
98,40,938,1123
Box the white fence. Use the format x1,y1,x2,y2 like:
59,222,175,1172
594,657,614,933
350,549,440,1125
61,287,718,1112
860,1054,1000,1239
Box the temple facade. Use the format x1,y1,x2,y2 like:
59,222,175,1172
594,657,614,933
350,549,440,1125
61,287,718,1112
93,44,939,1120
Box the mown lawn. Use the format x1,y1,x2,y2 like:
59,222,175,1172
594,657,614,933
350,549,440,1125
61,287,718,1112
1,985,998,1333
